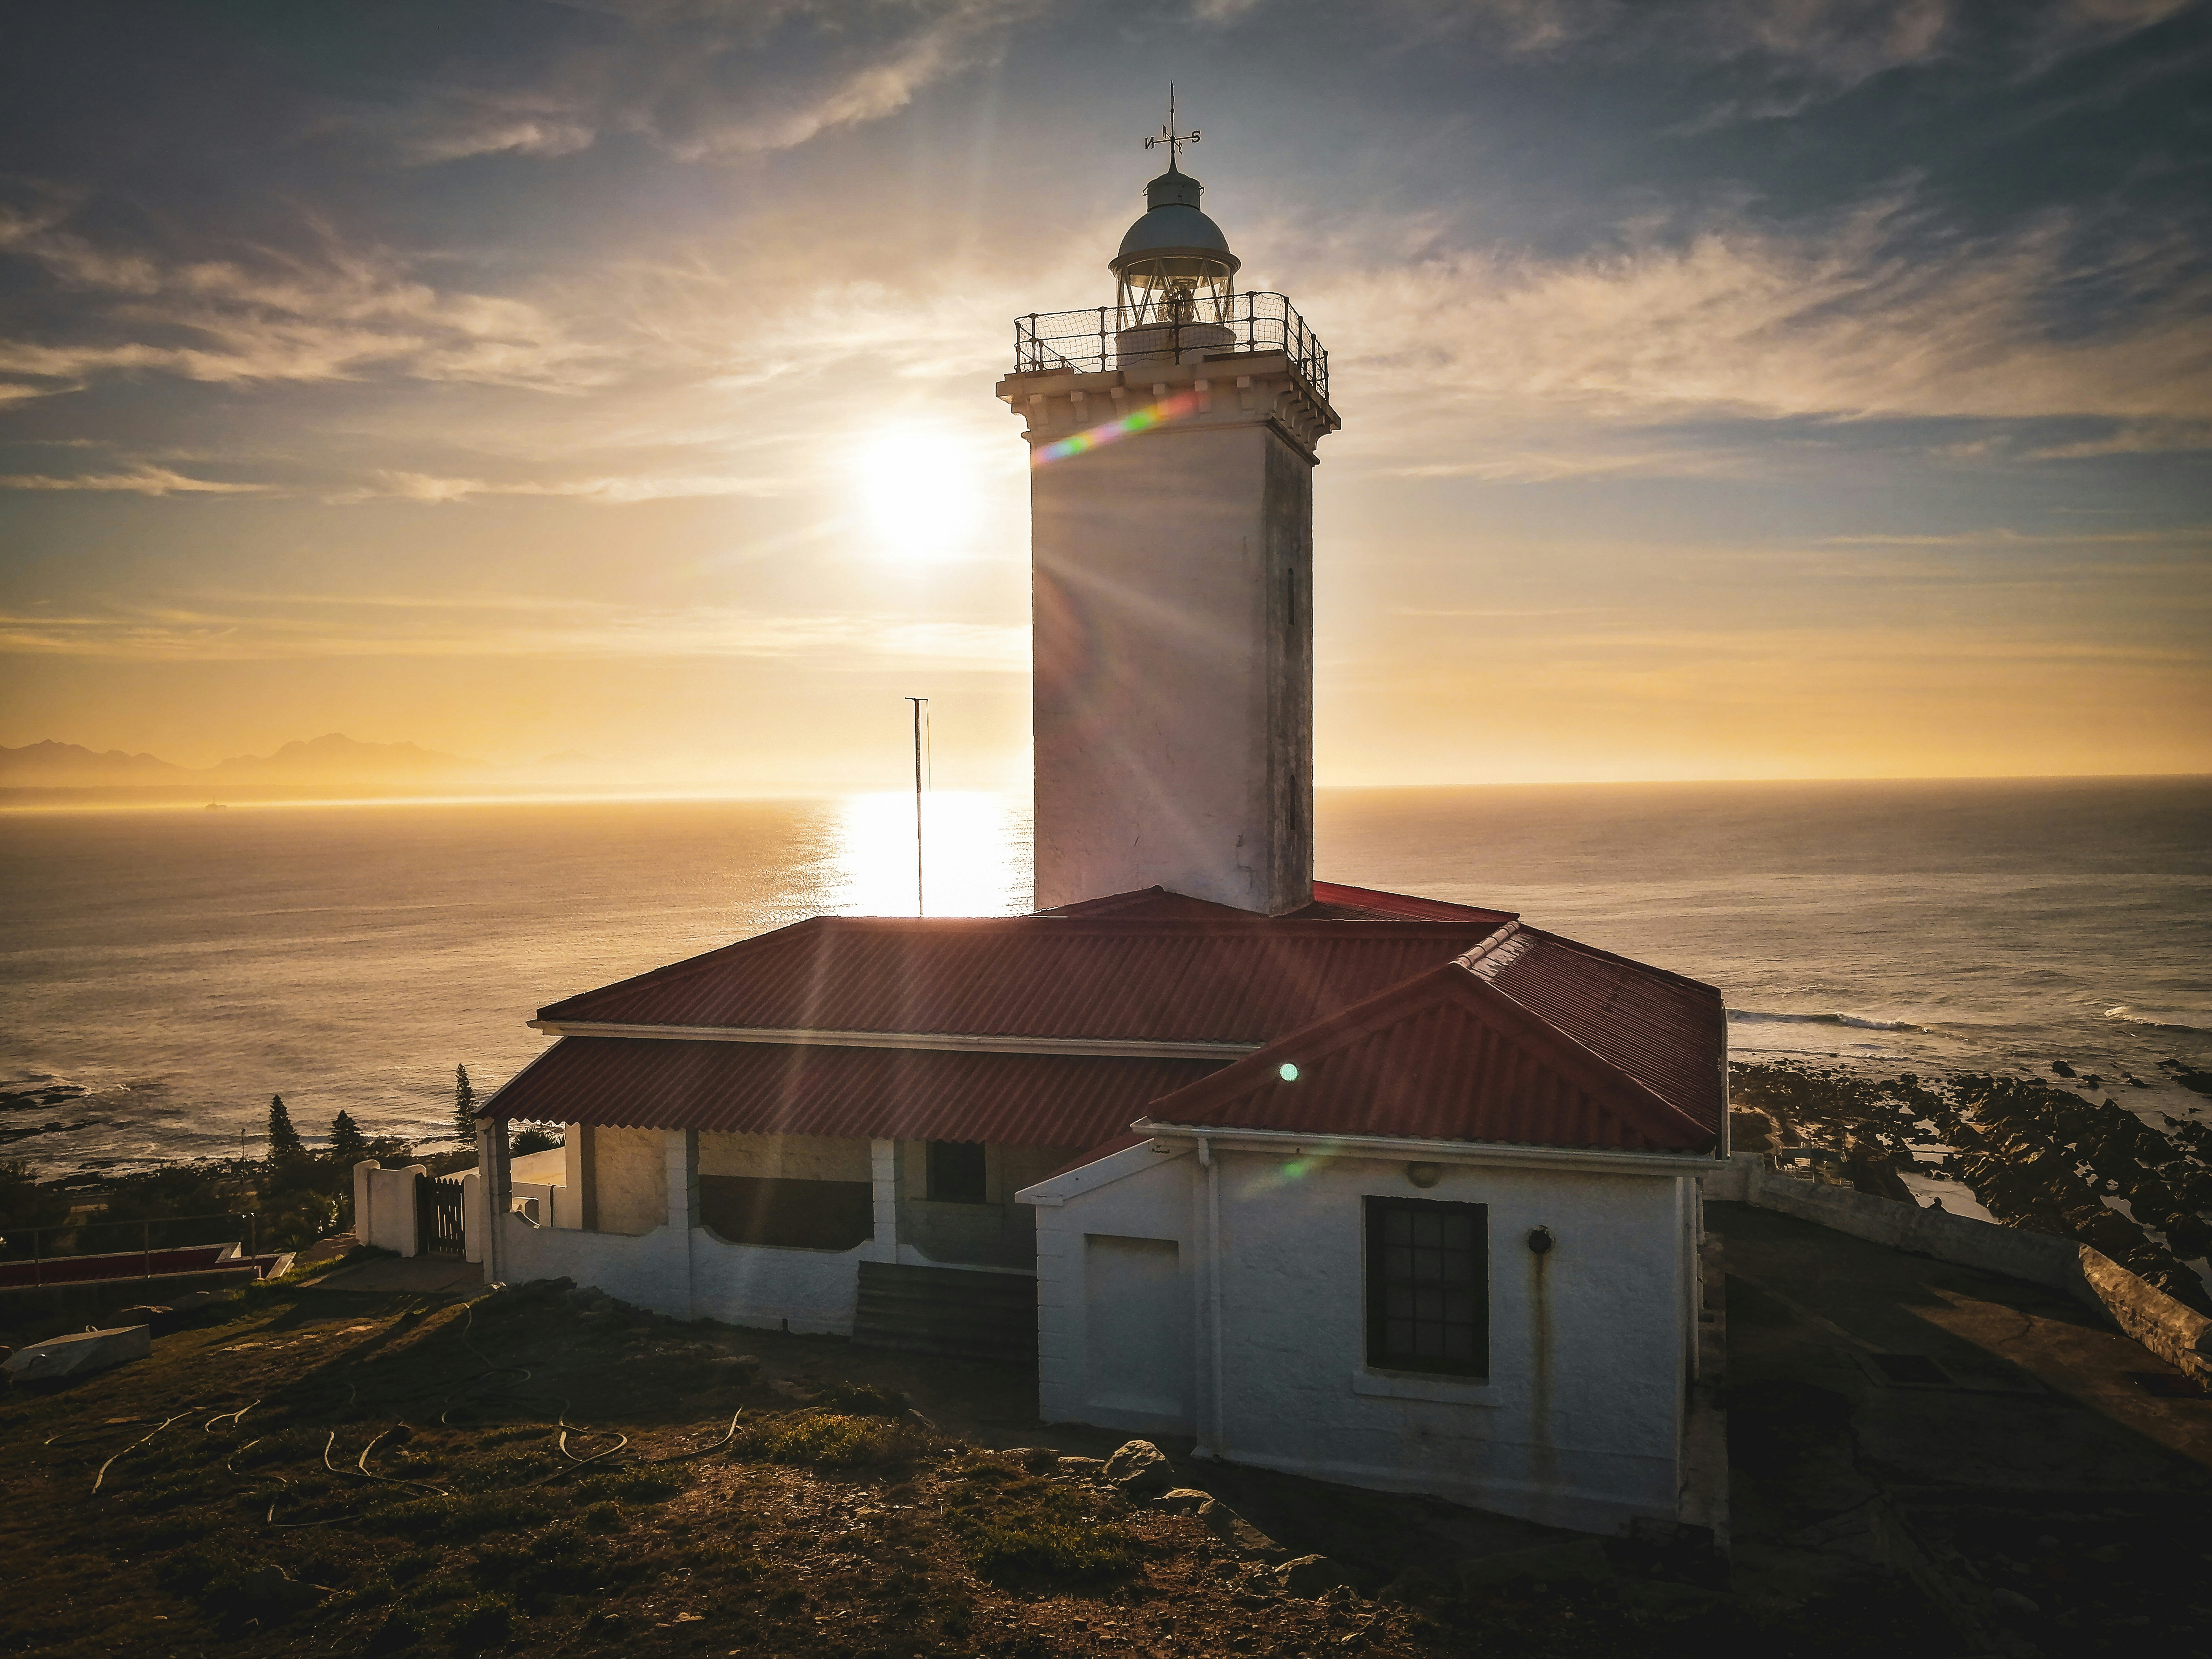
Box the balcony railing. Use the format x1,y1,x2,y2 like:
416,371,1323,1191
1014,292,1328,400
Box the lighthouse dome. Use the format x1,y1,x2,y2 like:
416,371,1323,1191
1109,165,1241,284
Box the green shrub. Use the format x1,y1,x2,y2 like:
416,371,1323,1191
809,1379,908,1416
734,1410,932,1470
575,1464,688,1505
942,1465,1130,1584
580,1500,625,1533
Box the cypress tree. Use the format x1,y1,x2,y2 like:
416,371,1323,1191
267,1093,304,1159
329,1110,368,1163
452,1065,478,1147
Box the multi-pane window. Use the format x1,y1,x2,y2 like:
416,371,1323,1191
1364,1197,1488,1377
927,1139,989,1204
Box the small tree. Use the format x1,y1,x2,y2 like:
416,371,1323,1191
267,1093,305,1159
452,1065,478,1147
329,1110,368,1164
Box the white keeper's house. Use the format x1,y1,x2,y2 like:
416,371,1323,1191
469,144,1730,1536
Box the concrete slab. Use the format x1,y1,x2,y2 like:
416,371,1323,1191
307,1255,482,1295
3,1323,152,1382
1714,1201,2212,1652
1715,1202,2212,1483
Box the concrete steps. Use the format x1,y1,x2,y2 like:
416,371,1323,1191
853,1261,1036,1366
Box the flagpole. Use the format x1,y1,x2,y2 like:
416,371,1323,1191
905,696,928,917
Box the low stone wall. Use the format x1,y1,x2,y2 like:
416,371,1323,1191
0,1264,261,1328
1706,1153,2212,1384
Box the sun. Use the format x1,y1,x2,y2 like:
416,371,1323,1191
854,429,978,560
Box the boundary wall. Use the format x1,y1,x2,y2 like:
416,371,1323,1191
1702,1153,2212,1384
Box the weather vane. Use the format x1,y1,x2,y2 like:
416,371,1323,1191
1144,86,1199,167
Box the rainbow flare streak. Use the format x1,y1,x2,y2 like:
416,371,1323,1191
1033,388,1205,466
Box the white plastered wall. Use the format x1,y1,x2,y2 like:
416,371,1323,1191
353,1160,428,1257
1021,1142,1696,1535
699,1132,871,1181
493,1129,896,1333
592,1126,670,1235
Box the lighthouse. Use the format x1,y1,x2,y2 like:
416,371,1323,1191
998,125,1340,915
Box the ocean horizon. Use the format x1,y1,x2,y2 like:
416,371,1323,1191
4,775,2207,1177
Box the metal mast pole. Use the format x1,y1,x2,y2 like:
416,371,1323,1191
905,696,928,917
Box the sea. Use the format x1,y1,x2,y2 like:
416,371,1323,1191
3,777,2208,1178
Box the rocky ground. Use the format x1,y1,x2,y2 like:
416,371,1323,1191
1727,1058,2212,1312
0,1273,1962,1659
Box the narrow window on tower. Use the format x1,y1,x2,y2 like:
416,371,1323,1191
1364,1196,1488,1377
927,1140,989,1204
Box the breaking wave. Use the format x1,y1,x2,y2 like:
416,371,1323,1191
1728,1008,1929,1034
2104,1005,2210,1035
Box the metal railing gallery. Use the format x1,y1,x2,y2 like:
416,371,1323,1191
1013,291,1329,399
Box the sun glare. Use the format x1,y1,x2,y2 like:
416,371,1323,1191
856,430,977,559
828,790,1029,916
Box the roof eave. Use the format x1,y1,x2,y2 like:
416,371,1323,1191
1133,1119,1723,1176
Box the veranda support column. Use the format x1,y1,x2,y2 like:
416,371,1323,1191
868,1138,901,1261
666,1128,700,1321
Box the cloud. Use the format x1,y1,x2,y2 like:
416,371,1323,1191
0,466,267,496
358,0,1043,167
1308,191,2212,455
0,199,614,403
0,592,1030,668
1355,0,2195,112
336,469,787,504
1815,525,2208,547
1388,446,1756,482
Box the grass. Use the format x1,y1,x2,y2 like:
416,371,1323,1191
942,1461,1132,1585
0,1275,1995,1659
734,1408,935,1470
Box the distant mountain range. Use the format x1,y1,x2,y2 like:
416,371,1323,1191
0,734,485,790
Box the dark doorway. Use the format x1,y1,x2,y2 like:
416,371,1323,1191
699,1176,873,1251
927,1140,988,1204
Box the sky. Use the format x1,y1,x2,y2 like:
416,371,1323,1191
1,0,2208,790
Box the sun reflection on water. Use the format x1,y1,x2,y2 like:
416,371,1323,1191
824,791,1032,917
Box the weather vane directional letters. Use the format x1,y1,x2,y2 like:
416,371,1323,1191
1144,86,1199,165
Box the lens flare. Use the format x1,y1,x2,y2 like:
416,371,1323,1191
1279,1062,1299,1081
1033,390,1204,466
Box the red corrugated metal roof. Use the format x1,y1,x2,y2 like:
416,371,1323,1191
511,883,1721,1157
1301,883,1518,923
1477,931,1723,1135
538,913,1516,1044
1038,883,1515,925
487,1037,1217,1148
1139,962,1718,1153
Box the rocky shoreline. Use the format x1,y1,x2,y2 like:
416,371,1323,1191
1728,1057,2212,1313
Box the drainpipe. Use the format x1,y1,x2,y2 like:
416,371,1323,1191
1198,1134,1225,1461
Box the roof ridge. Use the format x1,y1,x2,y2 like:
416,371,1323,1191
1502,925,1725,1001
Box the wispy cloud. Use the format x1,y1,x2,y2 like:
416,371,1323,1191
355,0,1043,166
0,592,1029,668
0,466,267,496
1356,0,2196,107
333,469,787,504
1309,190,2212,469
0,198,614,403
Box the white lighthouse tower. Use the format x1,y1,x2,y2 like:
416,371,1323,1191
998,121,1340,914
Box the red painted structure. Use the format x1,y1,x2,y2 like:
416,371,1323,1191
494,885,1724,1159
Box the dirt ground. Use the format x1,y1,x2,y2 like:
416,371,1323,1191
0,1269,1968,1659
